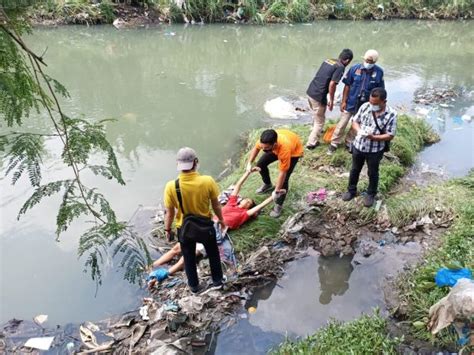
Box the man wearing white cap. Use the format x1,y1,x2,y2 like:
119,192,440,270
163,147,226,293
328,49,385,155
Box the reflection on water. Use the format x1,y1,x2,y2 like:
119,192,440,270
1,20,473,325
318,256,353,305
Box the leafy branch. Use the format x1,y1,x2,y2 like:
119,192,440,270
0,5,151,287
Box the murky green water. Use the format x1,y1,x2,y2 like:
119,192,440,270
1,21,473,334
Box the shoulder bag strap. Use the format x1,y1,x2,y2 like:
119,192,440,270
175,178,185,215
373,111,389,134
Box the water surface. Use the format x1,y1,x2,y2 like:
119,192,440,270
1,21,473,328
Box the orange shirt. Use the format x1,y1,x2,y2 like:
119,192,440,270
255,129,304,171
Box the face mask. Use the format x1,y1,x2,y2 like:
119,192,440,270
363,62,374,69
370,104,381,112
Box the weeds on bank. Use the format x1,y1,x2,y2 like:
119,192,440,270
29,0,473,25
221,115,438,254
272,311,401,354
394,172,474,348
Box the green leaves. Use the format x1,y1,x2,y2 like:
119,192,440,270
3,133,44,186
62,116,125,185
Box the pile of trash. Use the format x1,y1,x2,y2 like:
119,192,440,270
413,86,463,107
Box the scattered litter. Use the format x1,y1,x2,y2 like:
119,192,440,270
164,32,176,36
461,114,472,122
223,39,228,42
307,188,327,205
247,306,257,314
374,200,382,211
33,314,48,325
435,268,472,287
264,97,297,119
428,278,474,335
164,301,179,312
414,86,463,106
24,336,55,351
139,305,150,321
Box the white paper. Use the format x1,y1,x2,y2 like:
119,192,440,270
24,336,54,350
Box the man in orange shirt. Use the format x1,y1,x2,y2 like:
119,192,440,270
246,129,304,217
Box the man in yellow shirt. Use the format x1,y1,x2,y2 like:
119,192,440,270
246,129,304,218
163,147,226,293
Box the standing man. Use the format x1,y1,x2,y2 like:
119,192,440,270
246,129,304,218
163,147,226,293
342,88,397,207
328,49,385,154
305,48,353,149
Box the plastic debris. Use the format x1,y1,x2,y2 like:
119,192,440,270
435,268,472,287
147,268,169,282
139,305,150,321
264,97,297,119
461,114,472,122
24,336,54,351
247,306,257,314
307,188,327,205
33,314,48,325
428,278,474,335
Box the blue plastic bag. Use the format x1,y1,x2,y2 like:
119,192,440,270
147,268,169,282
435,268,472,287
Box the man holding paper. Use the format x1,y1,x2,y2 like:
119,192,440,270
341,88,397,207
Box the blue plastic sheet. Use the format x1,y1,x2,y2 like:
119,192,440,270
435,268,472,287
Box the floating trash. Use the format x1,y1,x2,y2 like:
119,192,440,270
413,86,462,106
264,97,297,119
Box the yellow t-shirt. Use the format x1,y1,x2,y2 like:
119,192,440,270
163,172,220,228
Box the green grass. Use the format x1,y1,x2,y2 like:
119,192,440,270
220,114,438,254
272,311,401,354
29,0,473,24
393,172,474,348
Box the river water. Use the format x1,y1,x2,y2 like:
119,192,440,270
1,20,473,351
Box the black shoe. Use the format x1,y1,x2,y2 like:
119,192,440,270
306,142,320,150
342,191,356,201
327,144,337,155
363,194,375,208
190,284,205,294
256,183,274,194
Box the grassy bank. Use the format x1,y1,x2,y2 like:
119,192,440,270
26,0,473,25
272,311,401,354
270,172,474,352
221,114,438,253
393,171,474,348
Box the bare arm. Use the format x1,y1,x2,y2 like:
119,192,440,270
231,171,251,197
367,133,394,142
340,84,350,112
351,120,361,133
164,206,176,242
248,146,260,164
275,170,287,191
246,195,274,216
211,197,226,229
328,80,337,111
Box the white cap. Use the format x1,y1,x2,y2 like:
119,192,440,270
176,147,197,171
363,49,379,62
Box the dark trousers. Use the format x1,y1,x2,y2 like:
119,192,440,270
256,152,300,205
179,227,223,288
348,147,384,196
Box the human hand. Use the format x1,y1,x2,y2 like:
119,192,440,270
245,162,252,173
272,189,287,201
250,166,261,173
165,230,175,242
366,133,375,140
218,219,227,232
328,100,333,111
340,101,347,112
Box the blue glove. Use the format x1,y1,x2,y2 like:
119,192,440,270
147,268,169,282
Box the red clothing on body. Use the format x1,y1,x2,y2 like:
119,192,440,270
222,196,251,230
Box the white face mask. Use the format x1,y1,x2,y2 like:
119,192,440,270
363,62,375,69
370,104,381,112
